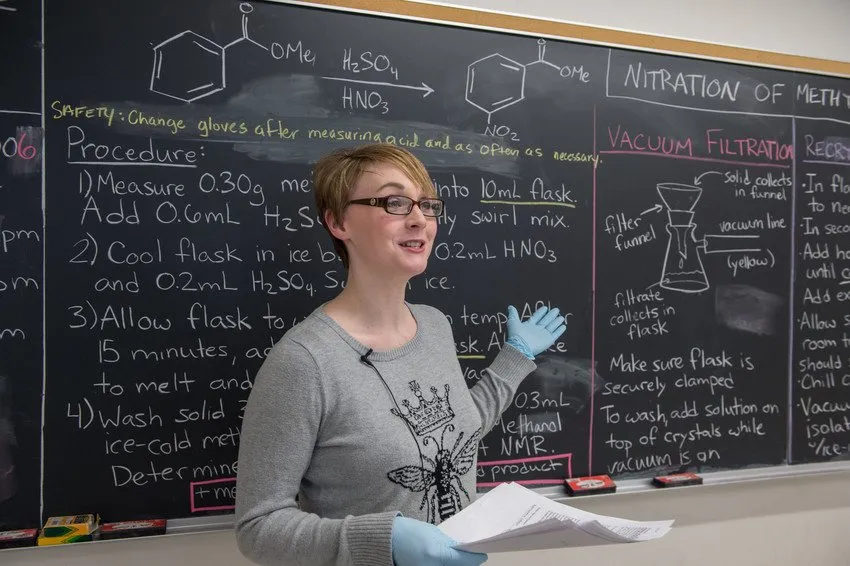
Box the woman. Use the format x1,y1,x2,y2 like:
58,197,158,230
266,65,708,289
235,143,566,566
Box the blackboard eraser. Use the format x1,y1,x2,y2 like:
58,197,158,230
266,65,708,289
652,472,704,488
0,528,39,549
564,475,617,496
100,519,167,539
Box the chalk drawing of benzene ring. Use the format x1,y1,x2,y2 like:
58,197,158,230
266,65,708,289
150,2,284,103
466,39,572,124
465,53,526,124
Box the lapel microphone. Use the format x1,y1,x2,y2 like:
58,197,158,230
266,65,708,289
360,348,374,365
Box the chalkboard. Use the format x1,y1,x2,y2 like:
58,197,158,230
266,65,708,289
791,90,850,463
0,0,849,530
0,0,43,531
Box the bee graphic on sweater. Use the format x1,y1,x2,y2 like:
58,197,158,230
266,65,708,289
387,380,481,522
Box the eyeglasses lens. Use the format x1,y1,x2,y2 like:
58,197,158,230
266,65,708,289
385,196,443,216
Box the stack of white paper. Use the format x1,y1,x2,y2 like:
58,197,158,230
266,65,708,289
438,482,674,553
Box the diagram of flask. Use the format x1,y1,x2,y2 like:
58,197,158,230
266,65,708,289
658,183,709,293
655,182,763,294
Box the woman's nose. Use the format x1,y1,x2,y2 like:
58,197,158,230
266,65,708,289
405,203,427,226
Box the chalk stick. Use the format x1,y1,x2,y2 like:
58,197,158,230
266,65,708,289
564,475,617,496
653,472,704,488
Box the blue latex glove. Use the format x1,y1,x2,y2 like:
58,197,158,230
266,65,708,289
391,517,487,566
505,305,567,359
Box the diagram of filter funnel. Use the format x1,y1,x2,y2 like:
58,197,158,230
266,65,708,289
653,182,763,294
657,183,709,293
657,182,702,212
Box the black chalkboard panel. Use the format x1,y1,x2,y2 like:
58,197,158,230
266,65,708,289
0,0,847,529
0,0,43,531
791,89,850,464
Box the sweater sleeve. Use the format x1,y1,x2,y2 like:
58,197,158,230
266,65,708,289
234,337,397,566
468,343,538,434
428,306,536,435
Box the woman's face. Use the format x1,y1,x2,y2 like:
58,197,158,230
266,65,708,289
335,162,438,281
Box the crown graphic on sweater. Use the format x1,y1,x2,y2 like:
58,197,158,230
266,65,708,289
392,381,454,435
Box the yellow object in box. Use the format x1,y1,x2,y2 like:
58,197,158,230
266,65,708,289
37,514,100,546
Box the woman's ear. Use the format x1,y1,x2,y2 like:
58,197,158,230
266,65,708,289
324,209,348,241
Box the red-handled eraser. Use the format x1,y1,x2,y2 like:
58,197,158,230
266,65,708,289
0,528,39,549
100,519,167,540
653,472,703,488
564,475,617,496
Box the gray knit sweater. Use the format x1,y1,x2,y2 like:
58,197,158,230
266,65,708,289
235,302,536,566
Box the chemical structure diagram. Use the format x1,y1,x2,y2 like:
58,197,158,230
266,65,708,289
150,3,295,103
465,39,589,124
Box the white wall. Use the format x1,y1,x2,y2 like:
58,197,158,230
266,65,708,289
415,0,850,64
3,471,850,565
4,1,847,565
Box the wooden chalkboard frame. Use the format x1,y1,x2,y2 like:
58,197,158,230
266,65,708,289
281,0,850,78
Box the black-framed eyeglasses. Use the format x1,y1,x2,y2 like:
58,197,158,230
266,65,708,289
347,195,445,217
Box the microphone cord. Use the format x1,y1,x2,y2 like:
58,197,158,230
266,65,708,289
359,349,423,457
359,348,404,414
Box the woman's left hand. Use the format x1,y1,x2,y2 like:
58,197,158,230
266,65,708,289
505,305,567,359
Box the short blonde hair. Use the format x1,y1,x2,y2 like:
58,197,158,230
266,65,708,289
312,143,436,268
